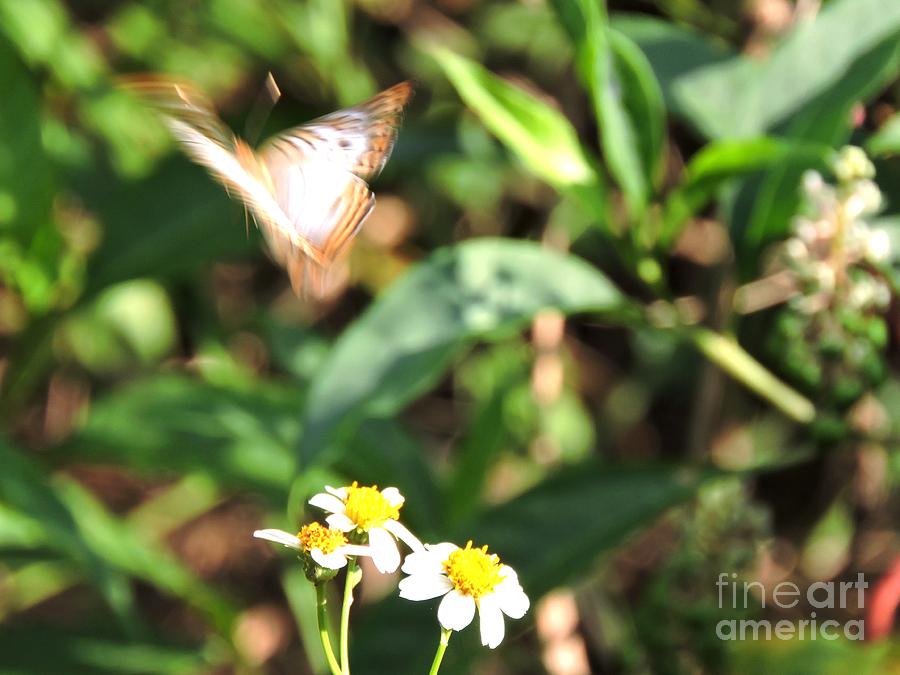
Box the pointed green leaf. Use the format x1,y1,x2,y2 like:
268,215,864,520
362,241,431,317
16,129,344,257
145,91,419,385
300,239,625,466
673,0,900,139
426,46,597,188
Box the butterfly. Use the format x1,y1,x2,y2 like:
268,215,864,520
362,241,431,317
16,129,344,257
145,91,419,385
123,76,413,296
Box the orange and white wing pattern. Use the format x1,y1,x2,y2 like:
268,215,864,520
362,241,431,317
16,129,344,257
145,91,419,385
121,76,234,149
267,81,413,181
257,81,413,292
258,141,375,293
121,76,326,267
123,77,412,296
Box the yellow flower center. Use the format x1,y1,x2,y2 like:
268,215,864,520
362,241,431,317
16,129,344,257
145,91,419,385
297,522,348,554
342,481,401,530
443,541,504,599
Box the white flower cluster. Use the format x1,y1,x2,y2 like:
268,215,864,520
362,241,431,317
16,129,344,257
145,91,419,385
254,482,529,652
781,146,891,314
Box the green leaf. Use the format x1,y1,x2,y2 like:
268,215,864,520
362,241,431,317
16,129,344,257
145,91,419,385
300,239,625,466
0,37,62,312
58,374,301,500
0,441,236,636
673,0,900,139
608,29,666,195
0,623,211,674
866,113,900,158
425,46,597,188
0,39,53,234
660,137,831,248
78,159,256,296
727,630,892,675
53,479,237,634
445,343,532,526
467,463,711,597
611,14,731,121
0,440,132,620
741,37,900,251
551,0,663,213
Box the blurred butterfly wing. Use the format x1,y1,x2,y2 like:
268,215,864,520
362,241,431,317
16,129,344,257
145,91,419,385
125,78,412,296
270,80,413,181
255,81,412,290
121,77,236,152
122,77,326,265
259,138,375,295
271,181,375,296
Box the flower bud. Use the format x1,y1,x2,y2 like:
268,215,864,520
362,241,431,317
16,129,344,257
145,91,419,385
832,145,875,184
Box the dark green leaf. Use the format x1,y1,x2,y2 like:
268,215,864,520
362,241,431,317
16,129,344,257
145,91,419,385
79,159,256,296
660,137,831,248
741,38,900,251
550,0,656,213
467,463,711,597
58,374,301,500
673,0,900,139
54,479,237,634
0,440,133,621
0,37,60,312
0,623,210,674
300,239,625,466
610,14,731,122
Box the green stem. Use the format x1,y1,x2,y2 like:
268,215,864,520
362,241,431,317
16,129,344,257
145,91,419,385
315,584,342,675
428,628,452,675
340,558,362,674
689,327,816,424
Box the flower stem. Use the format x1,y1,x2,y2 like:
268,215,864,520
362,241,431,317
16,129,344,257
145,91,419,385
340,558,362,674
689,327,816,424
315,583,342,675
428,628,452,675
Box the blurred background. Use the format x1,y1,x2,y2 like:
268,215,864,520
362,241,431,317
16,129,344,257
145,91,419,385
2,0,900,673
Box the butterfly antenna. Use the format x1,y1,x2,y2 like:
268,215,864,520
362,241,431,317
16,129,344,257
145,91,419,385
244,72,282,146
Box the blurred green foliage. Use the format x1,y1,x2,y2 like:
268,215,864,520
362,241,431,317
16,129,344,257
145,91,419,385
2,0,900,673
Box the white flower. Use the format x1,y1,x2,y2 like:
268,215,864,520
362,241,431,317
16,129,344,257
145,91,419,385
254,523,373,570
399,541,529,649
833,145,875,184
864,228,891,264
309,482,422,573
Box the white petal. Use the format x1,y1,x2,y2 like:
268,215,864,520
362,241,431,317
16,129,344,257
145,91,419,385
383,519,423,552
478,594,506,649
498,565,519,586
380,487,405,507
338,544,374,558
326,513,356,532
309,493,346,515
325,485,348,500
311,549,348,570
253,529,301,550
401,542,458,575
368,527,401,573
438,590,476,631
495,565,529,618
398,573,453,601
426,542,460,558
401,549,446,576
497,583,530,619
